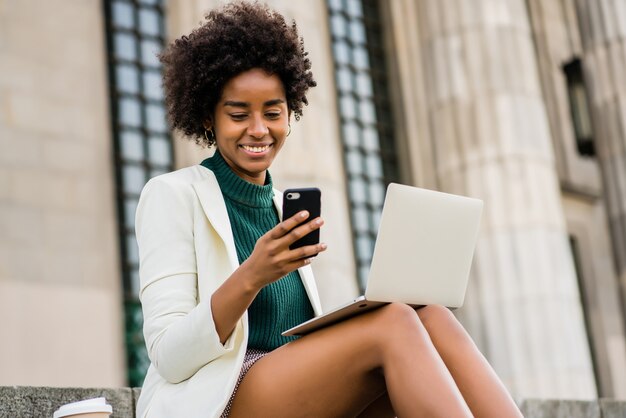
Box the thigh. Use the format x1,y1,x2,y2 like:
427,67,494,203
229,308,392,418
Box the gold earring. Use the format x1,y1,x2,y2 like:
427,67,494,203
287,124,291,137
204,128,215,145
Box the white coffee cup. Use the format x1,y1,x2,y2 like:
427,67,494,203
53,397,112,418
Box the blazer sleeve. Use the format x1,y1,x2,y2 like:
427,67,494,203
135,176,236,384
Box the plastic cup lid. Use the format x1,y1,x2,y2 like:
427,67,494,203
53,397,112,418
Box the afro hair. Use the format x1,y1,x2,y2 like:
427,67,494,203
159,1,317,146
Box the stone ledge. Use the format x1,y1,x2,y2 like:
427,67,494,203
1,386,626,417
518,398,626,417
0,386,137,418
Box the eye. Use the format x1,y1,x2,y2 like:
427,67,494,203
229,113,248,121
265,111,282,120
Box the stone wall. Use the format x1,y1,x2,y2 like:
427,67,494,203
0,0,126,387
1,386,625,418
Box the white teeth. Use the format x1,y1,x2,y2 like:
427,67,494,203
241,144,270,153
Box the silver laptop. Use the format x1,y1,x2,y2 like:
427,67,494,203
282,183,483,336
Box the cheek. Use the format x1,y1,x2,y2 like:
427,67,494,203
274,134,287,152
216,121,244,139
277,119,290,135
267,122,287,138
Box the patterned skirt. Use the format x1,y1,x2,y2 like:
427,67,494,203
220,348,269,417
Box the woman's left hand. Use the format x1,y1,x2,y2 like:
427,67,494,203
240,210,326,290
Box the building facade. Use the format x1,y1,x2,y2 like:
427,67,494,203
1,0,625,401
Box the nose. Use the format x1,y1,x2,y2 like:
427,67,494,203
247,115,269,138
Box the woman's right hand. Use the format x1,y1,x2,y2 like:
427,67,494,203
240,210,327,290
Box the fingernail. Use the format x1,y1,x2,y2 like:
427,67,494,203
300,211,308,218
315,218,323,225
320,243,327,250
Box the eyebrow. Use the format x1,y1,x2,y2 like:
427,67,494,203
223,99,285,108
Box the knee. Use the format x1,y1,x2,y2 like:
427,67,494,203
366,303,439,359
417,304,456,327
374,302,425,336
417,304,467,340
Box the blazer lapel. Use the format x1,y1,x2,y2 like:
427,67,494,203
191,172,239,271
273,190,323,316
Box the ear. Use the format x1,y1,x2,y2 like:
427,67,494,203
203,118,213,131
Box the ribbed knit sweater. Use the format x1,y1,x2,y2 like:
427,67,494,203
201,151,314,350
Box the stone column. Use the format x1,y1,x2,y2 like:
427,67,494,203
574,0,626,330
406,0,596,398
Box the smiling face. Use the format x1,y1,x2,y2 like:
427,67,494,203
206,68,290,185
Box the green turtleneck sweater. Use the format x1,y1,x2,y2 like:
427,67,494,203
201,151,315,350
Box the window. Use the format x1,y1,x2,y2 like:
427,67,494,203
104,0,174,386
327,0,400,289
563,58,595,157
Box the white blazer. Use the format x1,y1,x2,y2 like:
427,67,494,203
134,164,323,418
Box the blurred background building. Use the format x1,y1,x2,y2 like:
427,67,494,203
1,0,626,401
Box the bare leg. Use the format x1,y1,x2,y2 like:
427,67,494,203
416,305,522,418
229,303,472,418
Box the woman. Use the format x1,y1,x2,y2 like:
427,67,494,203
135,2,523,417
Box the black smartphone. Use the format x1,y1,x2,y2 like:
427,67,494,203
282,187,321,252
